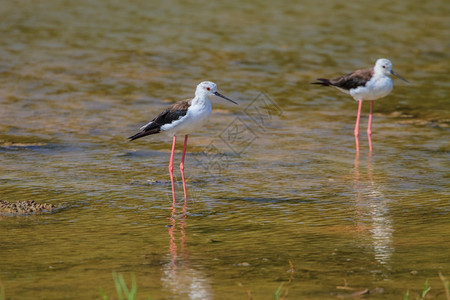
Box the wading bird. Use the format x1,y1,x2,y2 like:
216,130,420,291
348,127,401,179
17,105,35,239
129,81,237,205
312,58,408,152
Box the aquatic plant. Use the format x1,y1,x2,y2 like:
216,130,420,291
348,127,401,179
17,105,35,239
402,272,450,300
404,279,431,300
274,282,287,300
274,261,295,300
439,272,450,300
100,272,149,300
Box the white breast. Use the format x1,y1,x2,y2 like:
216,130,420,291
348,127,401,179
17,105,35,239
350,76,393,101
161,100,212,135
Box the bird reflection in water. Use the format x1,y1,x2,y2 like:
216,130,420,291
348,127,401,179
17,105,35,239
161,202,212,300
353,153,394,275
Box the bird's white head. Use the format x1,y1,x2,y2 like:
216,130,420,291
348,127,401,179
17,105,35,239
194,81,238,104
374,58,409,83
374,58,393,76
195,81,218,96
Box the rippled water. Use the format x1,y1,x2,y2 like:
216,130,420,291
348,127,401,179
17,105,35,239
1,0,449,299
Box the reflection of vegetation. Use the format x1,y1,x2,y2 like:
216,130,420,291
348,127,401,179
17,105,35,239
404,273,450,300
100,272,150,300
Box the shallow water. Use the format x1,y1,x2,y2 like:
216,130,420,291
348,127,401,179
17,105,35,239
0,0,449,299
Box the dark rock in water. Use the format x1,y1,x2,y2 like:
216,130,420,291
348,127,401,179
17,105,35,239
0,200,62,216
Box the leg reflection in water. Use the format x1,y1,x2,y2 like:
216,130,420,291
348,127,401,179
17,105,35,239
353,153,394,276
161,202,212,300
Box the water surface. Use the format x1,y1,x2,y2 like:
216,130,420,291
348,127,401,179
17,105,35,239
0,0,449,299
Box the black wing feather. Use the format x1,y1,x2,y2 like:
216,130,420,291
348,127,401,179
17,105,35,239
128,101,190,141
312,68,374,91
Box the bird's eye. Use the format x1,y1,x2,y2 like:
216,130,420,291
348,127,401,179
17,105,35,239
206,87,211,91
382,66,386,68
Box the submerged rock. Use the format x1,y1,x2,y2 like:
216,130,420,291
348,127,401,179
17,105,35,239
0,200,61,216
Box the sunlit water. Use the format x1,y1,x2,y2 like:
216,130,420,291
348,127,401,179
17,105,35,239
0,0,449,299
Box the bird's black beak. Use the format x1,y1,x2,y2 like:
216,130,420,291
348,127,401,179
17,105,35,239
391,70,409,83
214,91,238,105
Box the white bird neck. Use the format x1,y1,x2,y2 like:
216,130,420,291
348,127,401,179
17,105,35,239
373,69,389,80
191,93,211,106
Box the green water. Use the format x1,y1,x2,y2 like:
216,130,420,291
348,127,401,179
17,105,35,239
0,0,449,299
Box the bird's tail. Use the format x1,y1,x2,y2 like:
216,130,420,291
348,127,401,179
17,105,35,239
311,78,332,86
128,128,160,141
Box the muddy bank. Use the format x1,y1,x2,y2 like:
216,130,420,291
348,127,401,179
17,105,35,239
0,200,61,216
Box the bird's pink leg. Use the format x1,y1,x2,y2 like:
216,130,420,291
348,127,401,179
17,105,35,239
354,100,362,153
169,135,177,207
180,135,188,204
367,100,374,152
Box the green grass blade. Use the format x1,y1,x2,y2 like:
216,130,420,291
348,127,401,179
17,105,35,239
127,274,138,300
274,283,284,300
403,290,409,300
421,279,431,299
118,273,130,297
99,287,108,300
112,271,124,300
446,282,450,300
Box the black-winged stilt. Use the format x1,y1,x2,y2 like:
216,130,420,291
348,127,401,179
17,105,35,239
312,58,408,152
129,81,237,205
